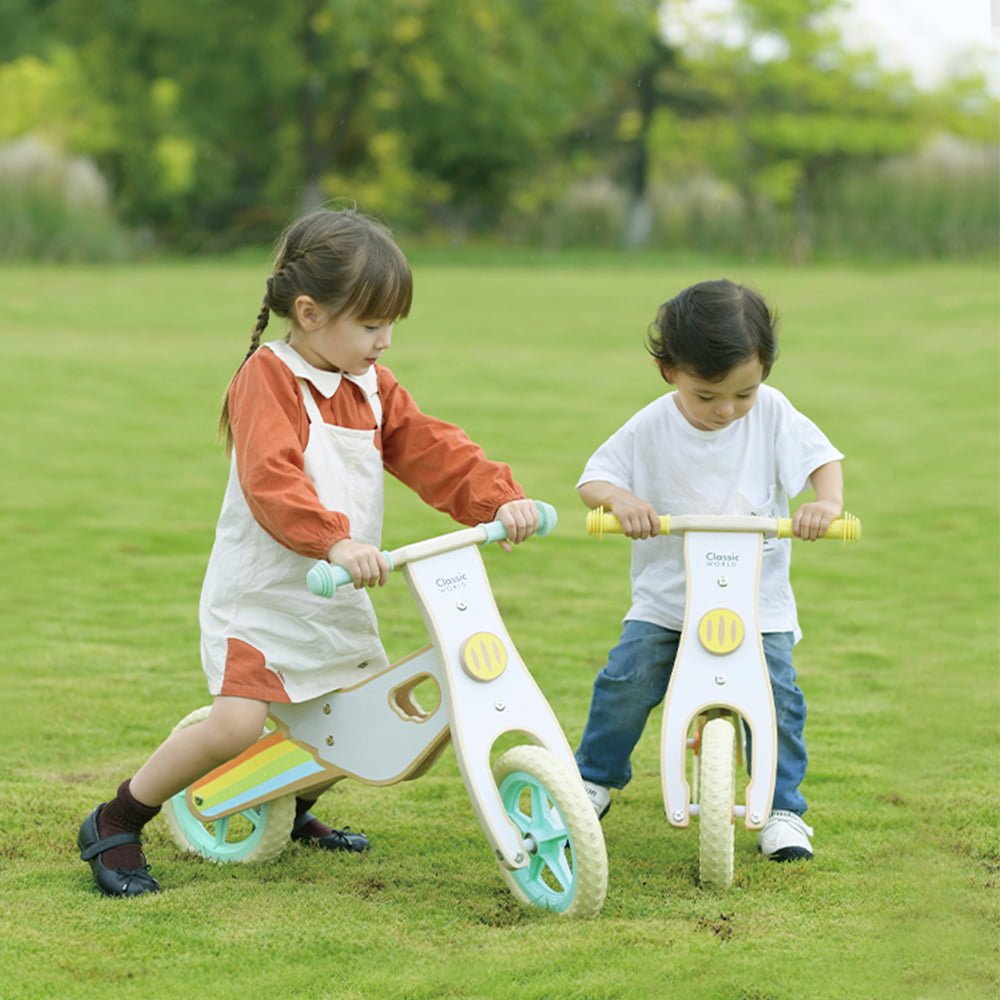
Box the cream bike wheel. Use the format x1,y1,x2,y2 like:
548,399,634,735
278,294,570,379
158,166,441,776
161,707,296,863
492,746,608,918
698,717,736,889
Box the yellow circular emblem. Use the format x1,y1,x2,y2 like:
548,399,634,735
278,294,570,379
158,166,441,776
697,608,745,655
460,632,509,681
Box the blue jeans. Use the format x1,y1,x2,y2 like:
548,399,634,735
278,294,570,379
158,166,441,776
575,620,808,815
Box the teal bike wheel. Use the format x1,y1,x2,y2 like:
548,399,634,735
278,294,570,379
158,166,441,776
160,707,295,863
492,746,607,918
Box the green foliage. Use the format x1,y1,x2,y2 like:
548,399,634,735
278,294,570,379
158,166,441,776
0,258,997,998
14,0,649,245
650,0,928,256
0,0,994,256
0,180,130,261
812,153,1000,259
0,47,117,152
0,138,131,262
498,160,1000,262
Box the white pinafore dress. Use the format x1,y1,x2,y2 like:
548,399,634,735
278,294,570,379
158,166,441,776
199,340,390,702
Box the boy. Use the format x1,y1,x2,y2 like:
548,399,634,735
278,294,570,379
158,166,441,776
575,279,843,861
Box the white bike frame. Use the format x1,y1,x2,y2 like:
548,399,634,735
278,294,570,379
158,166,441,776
585,510,861,830
185,509,578,872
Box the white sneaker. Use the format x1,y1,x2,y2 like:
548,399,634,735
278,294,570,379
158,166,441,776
759,810,814,861
582,781,611,820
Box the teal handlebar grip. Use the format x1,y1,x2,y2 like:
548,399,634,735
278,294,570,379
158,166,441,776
535,500,558,537
480,500,558,542
306,551,394,598
306,561,349,598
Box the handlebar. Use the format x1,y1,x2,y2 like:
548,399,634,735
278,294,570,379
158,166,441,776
307,500,558,598
585,508,861,542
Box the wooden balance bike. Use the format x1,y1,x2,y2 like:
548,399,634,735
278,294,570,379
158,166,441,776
586,508,861,888
162,501,607,917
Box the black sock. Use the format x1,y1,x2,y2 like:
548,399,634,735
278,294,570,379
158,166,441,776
96,779,161,869
293,797,333,839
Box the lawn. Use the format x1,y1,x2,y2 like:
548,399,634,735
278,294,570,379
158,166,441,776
0,256,996,999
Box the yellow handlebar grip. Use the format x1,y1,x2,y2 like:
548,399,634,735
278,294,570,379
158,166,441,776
825,513,862,542
584,508,611,537
585,507,671,538
778,512,862,542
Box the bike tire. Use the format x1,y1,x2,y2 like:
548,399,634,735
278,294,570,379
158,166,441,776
160,706,295,864
492,745,608,918
698,717,736,889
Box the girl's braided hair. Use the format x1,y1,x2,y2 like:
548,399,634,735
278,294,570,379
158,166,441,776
219,208,413,452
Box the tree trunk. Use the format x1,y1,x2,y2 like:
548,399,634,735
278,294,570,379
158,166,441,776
622,58,659,249
791,163,815,264
299,0,325,214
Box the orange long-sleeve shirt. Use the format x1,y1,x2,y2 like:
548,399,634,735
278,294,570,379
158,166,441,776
227,345,524,559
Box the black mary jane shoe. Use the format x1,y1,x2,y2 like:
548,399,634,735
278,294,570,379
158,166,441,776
78,806,160,897
291,812,370,853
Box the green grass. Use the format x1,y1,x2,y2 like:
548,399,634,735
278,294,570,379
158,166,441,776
0,258,996,999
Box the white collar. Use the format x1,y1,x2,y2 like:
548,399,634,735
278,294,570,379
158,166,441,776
263,339,378,399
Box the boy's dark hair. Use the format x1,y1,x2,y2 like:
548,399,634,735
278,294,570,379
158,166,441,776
647,279,778,382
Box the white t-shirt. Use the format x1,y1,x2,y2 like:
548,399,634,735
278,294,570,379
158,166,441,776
578,384,843,641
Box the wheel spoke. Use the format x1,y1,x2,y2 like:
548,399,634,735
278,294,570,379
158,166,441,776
522,786,567,842
528,783,548,823
212,816,230,846
532,822,570,852
537,842,572,891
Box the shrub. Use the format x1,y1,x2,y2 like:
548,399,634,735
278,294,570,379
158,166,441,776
0,136,132,262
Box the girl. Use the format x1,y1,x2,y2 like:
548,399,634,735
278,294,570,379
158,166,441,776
78,208,540,896
574,279,843,862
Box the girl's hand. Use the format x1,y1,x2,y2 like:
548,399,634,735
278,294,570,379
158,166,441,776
792,500,842,541
327,539,390,589
494,499,541,552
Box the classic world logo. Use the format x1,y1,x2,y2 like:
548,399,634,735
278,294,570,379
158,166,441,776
705,551,741,569
435,572,468,593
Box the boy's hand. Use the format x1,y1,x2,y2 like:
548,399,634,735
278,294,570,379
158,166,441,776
579,481,660,539
494,499,540,551
792,500,841,541
327,539,390,588
609,493,661,539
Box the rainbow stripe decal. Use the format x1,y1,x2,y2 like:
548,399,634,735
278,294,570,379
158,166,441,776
188,731,326,818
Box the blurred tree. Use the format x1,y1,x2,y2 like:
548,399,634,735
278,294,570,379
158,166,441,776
388,0,650,232
583,0,964,257
0,0,57,61
0,47,117,153
3,0,992,253
20,0,647,245
36,0,299,244
702,0,927,260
